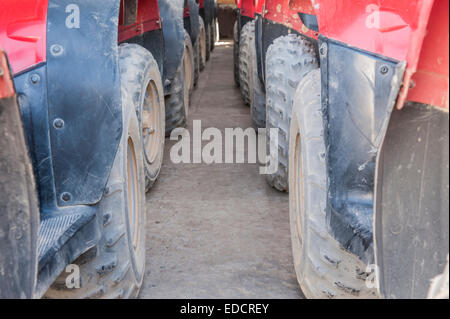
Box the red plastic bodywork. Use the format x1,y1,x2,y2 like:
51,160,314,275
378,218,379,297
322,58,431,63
264,0,319,40
118,0,162,43
237,0,256,19
0,0,48,75
262,0,448,109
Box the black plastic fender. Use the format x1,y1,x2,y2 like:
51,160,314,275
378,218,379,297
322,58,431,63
319,36,406,263
159,0,185,93
45,0,122,207
187,0,200,44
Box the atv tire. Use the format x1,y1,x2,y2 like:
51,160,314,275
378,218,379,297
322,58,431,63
199,16,207,71
205,22,211,61
45,47,148,299
265,34,318,192
233,21,240,87
165,32,192,136
118,44,165,191
249,21,265,129
193,36,200,87
289,69,378,299
238,21,254,106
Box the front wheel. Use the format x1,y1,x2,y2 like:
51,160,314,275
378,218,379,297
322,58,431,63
118,44,165,191
45,50,148,298
289,69,377,299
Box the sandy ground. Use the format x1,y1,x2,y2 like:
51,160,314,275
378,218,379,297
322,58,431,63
139,41,303,298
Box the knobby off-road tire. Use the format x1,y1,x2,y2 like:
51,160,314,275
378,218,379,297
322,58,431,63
289,69,377,299
165,31,193,136
249,22,265,129
0,86,39,299
210,20,216,51
184,31,195,96
45,49,147,299
193,36,200,87
205,21,211,61
233,21,240,87
238,21,254,106
199,16,207,71
118,44,165,191
265,34,318,192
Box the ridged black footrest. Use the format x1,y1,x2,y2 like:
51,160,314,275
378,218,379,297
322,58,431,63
38,208,96,271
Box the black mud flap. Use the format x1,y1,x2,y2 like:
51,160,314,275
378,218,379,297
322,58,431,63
0,52,39,299
319,36,405,264
375,103,449,298
46,0,122,207
188,0,200,44
159,0,185,92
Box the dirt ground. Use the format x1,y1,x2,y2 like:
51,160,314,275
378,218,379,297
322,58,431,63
139,40,303,299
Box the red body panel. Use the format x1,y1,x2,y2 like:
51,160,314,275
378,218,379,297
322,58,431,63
0,0,48,74
255,0,264,14
238,0,256,19
313,0,448,109
264,0,318,40
118,0,161,43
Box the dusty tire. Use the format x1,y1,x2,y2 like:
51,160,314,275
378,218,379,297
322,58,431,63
289,69,377,299
249,22,265,129
233,21,240,87
265,34,318,192
118,44,165,191
193,36,200,87
0,84,39,299
210,21,216,51
45,49,147,299
184,31,195,96
238,21,254,106
205,22,211,61
165,32,192,136
199,17,207,71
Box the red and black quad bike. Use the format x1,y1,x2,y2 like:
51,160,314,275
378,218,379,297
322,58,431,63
252,0,448,298
198,0,218,62
0,0,189,299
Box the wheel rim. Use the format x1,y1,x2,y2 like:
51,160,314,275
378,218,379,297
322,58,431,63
293,133,305,269
127,137,140,251
142,80,161,164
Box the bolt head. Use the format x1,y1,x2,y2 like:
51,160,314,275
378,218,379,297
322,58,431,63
53,118,64,129
61,192,71,202
30,74,40,84
380,65,389,75
50,44,64,56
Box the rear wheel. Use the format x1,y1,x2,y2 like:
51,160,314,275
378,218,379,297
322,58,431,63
238,21,254,106
165,31,192,135
233,21,240,87
45,48,147,298
205,22,211,61
289,69,378,299
248,21,265,129
193,36,200,87
265,34,318,192
199,17,207,71
118,44,165,191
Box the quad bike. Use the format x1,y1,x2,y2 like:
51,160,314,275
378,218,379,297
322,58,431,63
0,0,197,299
238,0,449,298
